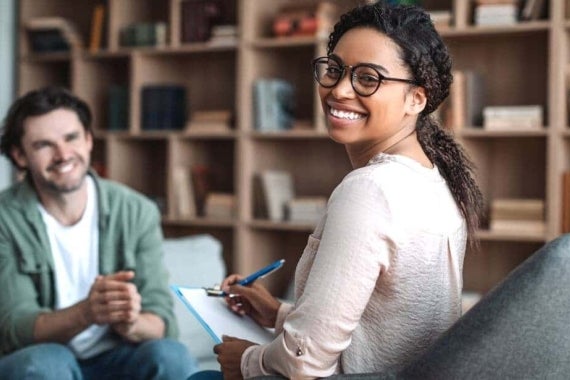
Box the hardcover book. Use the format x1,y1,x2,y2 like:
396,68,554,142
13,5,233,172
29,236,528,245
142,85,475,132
108,85,129,131
253,79,295,132
141,85,187,131
258,170,294,221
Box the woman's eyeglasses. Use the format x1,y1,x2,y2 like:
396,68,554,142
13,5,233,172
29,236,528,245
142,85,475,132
312,56,416,97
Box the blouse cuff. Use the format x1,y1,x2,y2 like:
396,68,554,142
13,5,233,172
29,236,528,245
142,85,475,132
275,302,294,334
241,344,267,379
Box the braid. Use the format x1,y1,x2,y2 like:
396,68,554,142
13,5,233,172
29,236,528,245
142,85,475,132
417,115,484,239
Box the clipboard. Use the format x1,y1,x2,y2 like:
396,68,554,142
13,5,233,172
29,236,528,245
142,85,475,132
171,285,274,344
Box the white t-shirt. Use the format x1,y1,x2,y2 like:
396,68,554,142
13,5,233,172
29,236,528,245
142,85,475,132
39,176,118,359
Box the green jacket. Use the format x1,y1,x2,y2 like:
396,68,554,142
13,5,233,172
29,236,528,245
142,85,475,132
0,172,178,356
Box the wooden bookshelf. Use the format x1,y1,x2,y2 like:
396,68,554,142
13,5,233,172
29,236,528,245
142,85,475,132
17,0,567,296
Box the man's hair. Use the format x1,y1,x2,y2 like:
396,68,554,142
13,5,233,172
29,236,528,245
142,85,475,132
0,86,93,169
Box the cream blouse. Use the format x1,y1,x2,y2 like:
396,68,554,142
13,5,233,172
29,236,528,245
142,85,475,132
241,153,467,379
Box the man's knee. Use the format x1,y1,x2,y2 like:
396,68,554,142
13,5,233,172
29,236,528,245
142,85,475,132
132,338,198,377
0,343,81,380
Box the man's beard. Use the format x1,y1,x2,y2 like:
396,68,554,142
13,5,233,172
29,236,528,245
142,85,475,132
35,159,90,195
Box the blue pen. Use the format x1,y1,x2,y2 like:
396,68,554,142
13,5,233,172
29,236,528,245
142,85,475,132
204,259,285,297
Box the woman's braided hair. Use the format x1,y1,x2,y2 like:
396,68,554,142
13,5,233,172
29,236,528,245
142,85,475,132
327,1,484,239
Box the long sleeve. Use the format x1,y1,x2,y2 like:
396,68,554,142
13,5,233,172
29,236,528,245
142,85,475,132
240,154,466,378
0,181,54,355
241,173,393,379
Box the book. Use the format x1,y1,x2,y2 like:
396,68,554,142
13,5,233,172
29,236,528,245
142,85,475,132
89,3,106,52
258,170,295,221
453,0,471,28
191,164,212,216
490,198,545,235
171,285,274,344
489,219,546,234
108,85,129,131
141,85,187,131
208,24,238,46
172,166,196,218
185,109,233,132
483,105,543,130
474,4,518,26
286,196,327,223
181,0,234,43
204,192,235,219
448,70,485,130
119,22,167,48
253,79,295,132
490,198,545,221
25,17,83,53
521,0,546,21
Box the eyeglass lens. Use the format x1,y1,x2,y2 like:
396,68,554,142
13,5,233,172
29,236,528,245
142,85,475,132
313,58,381,96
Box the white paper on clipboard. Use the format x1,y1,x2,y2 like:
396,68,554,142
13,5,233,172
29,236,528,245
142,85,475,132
171,285,274,344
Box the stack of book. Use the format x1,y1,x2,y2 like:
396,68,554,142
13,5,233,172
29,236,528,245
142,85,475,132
253,79,295,132
180,0,235,43
185,109,233,133
490,198,545,235
209,25,238,46
25,17,83,53
141,85,187,131
204,192,235,219
474,0,519,26
119,22,167,48
286,196,327,224
483,105,543,130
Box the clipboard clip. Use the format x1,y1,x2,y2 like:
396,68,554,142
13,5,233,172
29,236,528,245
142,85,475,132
203,285,225,297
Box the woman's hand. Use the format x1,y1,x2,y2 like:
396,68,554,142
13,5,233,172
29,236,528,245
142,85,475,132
214,335,257,380
221,274,282,328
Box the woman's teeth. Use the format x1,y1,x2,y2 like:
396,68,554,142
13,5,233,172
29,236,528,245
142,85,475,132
329,107,365,120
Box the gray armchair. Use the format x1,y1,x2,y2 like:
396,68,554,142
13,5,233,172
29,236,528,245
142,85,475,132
254,234,570,380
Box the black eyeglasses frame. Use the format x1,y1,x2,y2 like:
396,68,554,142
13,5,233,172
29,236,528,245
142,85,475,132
312,56,417,97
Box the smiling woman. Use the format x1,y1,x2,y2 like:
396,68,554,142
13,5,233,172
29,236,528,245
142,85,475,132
188,2,484,380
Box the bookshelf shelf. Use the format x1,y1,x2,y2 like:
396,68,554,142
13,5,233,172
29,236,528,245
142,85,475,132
16,0,566,296
162,217,237,228
249,219,316,232
21,52,72,62
460,128,549,138
440,21,551,38
250,36,321,48
250,130,329,139
476,229,547,243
